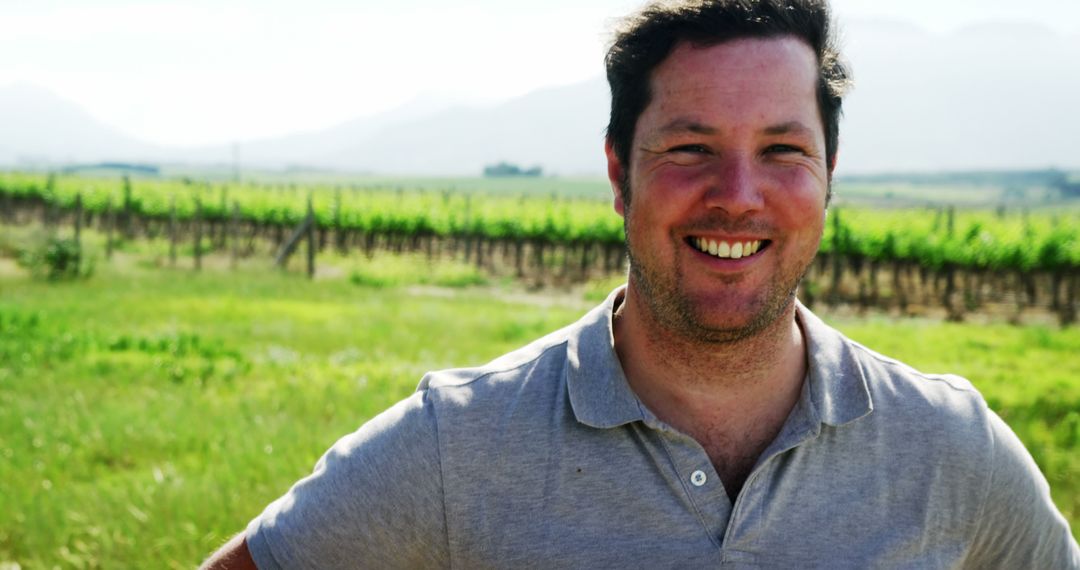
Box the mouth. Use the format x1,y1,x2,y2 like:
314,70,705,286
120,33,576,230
687,236,770,260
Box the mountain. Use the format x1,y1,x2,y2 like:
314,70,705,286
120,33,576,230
0,83,165,166
233,93,472,168
2,19,1078,176
318,78,609,176
837,20,1080,174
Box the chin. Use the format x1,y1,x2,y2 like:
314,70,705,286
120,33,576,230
678,290,797,343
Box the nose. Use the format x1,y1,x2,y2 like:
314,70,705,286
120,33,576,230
701,154,765,217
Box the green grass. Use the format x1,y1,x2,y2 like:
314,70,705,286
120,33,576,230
347,253,489,288
0,260,583,568
0,256,1077,568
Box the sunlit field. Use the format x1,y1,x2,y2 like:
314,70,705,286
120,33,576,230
0,245,1077,567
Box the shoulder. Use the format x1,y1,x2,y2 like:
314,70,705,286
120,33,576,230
417,287,622,402
846,336,986,418
813,317,1079,565
831,328,1000,466
800,307,997,496
798,304,991,440
417,319,577,411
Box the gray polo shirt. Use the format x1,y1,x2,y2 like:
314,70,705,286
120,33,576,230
246,288,1080,569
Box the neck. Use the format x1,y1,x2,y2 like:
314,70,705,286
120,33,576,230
612,284,807,429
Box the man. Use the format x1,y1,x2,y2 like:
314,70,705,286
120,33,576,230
204,1,1080,568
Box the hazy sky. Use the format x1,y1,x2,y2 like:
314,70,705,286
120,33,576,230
3,0,1078,147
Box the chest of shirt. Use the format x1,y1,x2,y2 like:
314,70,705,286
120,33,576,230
436,418,978,569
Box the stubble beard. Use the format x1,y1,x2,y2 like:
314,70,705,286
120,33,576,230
622,209,812,346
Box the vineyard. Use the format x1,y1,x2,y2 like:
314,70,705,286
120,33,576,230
1,171,1078,324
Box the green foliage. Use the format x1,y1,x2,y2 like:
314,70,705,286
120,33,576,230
16,235,93,281
2,172,1077,274
348,254,488,288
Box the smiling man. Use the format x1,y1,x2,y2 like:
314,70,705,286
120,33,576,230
609,33,834,502
203,1,1079,568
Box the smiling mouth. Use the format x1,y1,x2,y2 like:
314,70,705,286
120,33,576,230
688,237,770,260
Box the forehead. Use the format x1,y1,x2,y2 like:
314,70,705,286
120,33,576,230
656,34,816,83
642,36,821,132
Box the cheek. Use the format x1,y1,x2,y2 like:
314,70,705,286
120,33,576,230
655,164,710,186
764,168,828,214
627,166,695,220
635,164,710,207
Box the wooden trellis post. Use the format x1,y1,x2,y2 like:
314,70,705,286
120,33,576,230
73,193,82,247
194,197,203,271
169,196,177,267
231,201,241,270
306,194,316,279
274,194,316,279
105,198,114,260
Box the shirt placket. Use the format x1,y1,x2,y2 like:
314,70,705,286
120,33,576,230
720,399,821,561
651,425,734,549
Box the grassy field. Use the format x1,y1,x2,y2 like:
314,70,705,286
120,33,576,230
1,250,1077,567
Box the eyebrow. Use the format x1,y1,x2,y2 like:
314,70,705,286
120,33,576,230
654,118,718,137
763,121,815,136
648,118,816,140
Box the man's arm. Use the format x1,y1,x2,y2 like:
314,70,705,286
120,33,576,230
200,533,256,570
967,411,1080,567
202,390,449,569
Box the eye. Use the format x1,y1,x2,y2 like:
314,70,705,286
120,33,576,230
669,144,709,154
765,144,804,155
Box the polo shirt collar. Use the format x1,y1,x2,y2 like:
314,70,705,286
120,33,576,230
566,287,646,429
565,287,874,430
795,302,874,427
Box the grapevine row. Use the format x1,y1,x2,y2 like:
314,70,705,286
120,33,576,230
1,171,1076,273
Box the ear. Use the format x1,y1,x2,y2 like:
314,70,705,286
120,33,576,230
827,150,838,178
605,138,627,217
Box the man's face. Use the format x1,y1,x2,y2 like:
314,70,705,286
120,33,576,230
607,36,830,343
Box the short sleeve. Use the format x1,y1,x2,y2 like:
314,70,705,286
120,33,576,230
245,390,449,569
966,410,1080,568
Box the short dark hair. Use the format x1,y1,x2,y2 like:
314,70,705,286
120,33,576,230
605,0,852,201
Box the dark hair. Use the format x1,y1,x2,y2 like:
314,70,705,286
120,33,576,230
605,0,852,200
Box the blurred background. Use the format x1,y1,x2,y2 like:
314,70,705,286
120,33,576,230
2,0,1078,177
1,2,1078,567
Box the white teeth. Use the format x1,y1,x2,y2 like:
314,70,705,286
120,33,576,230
693,238,763,260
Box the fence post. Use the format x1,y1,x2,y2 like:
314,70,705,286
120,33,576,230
121,175,134,239
194,197,203,271
306,194,316,279
42,173,56,228
73,193,83,247
231,201,240,270
105,198,114,260
218,186,229,250
169,196,177,267
334,189,346,254
829,208,842,305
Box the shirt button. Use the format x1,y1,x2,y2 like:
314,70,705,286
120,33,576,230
690,470,707,487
